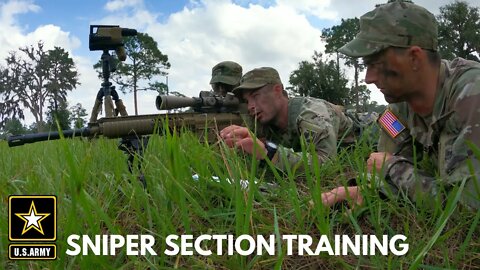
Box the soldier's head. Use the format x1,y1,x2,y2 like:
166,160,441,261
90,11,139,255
210,61,242,97
233,67,288,126
339,0,441,104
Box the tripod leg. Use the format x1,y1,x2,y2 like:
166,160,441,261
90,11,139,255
89,99,103,124
115,99,128,117
104,95,115,118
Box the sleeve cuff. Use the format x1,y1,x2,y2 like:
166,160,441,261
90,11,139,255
383,156,413,179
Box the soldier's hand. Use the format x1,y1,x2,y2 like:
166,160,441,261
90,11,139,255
220,125,250,147
234,137,267,160
220,125,267,159
367,152,392,173
321,186,363,208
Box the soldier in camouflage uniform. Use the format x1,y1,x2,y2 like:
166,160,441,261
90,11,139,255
210,61,242,97
220,67,356,172
321,0,480,210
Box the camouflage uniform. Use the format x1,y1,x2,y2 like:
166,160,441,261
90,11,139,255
263,97,355,172
377,58,480,209
338,0,480,209
232,67,357,172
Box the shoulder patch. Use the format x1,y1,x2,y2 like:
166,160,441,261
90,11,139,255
378,109,405,138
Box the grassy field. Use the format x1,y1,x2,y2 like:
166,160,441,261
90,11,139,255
0,128,479,269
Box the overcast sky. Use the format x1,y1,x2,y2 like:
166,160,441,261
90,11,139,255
1,0,478,125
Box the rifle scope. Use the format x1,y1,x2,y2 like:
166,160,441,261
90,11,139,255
156,92,240,113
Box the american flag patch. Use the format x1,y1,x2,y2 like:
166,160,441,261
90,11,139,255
378,110,405,138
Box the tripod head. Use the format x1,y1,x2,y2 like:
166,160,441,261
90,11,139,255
89,25,137,61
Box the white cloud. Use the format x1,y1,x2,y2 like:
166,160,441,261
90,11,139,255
322,0,480,24
24,25,81,52
0,0,40,25
104,0,143,12
0,1,80,58
276,0,336,19
0,0,40,59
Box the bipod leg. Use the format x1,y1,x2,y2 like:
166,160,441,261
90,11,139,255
118,135,150,188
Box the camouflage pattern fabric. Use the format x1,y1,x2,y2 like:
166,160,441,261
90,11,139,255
338,0,438,57
377,58,480,210
261,97,356,172
210,61,242,85
233,67,283,95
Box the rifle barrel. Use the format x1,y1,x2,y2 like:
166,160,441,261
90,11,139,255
7,128,91,147
7,112,245,147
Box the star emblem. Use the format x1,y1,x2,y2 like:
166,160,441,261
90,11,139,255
15,201,50,235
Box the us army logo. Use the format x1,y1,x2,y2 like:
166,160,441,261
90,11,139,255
8,195,57,260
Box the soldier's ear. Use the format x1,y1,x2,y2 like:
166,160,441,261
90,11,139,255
272,84,284,96
408,46,423,70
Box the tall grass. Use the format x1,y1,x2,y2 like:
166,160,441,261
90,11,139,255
0,128,478,269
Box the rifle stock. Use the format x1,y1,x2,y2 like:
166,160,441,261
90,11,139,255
7,112,245,147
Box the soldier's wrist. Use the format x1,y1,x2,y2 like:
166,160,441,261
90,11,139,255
384,156,413,178
265,141,278,160
259,142,279,167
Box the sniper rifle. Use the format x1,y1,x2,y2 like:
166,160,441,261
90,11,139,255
7,91,246,146
7,91,247,186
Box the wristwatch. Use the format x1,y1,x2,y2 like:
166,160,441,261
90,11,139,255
265,141,278,160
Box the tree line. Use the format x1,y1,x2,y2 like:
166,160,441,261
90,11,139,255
1,0,479,138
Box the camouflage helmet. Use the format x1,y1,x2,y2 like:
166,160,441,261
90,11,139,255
210,61,243,86
338,0,438,57
232,67,282,95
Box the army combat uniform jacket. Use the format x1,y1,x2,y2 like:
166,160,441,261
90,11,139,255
262,97,355,172
378,58,480,209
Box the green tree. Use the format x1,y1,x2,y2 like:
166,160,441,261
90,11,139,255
70,103,88,128
0,72,24,129
149,81,169,95
288,51,350,105
0,118,27,139
437,1,480,61
45,47,80,115
46,100,70,130
322,18,369,111
355,85,371,112
0,42,79,131
95,33,170,115
27,121,46,133
364,101,387,114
